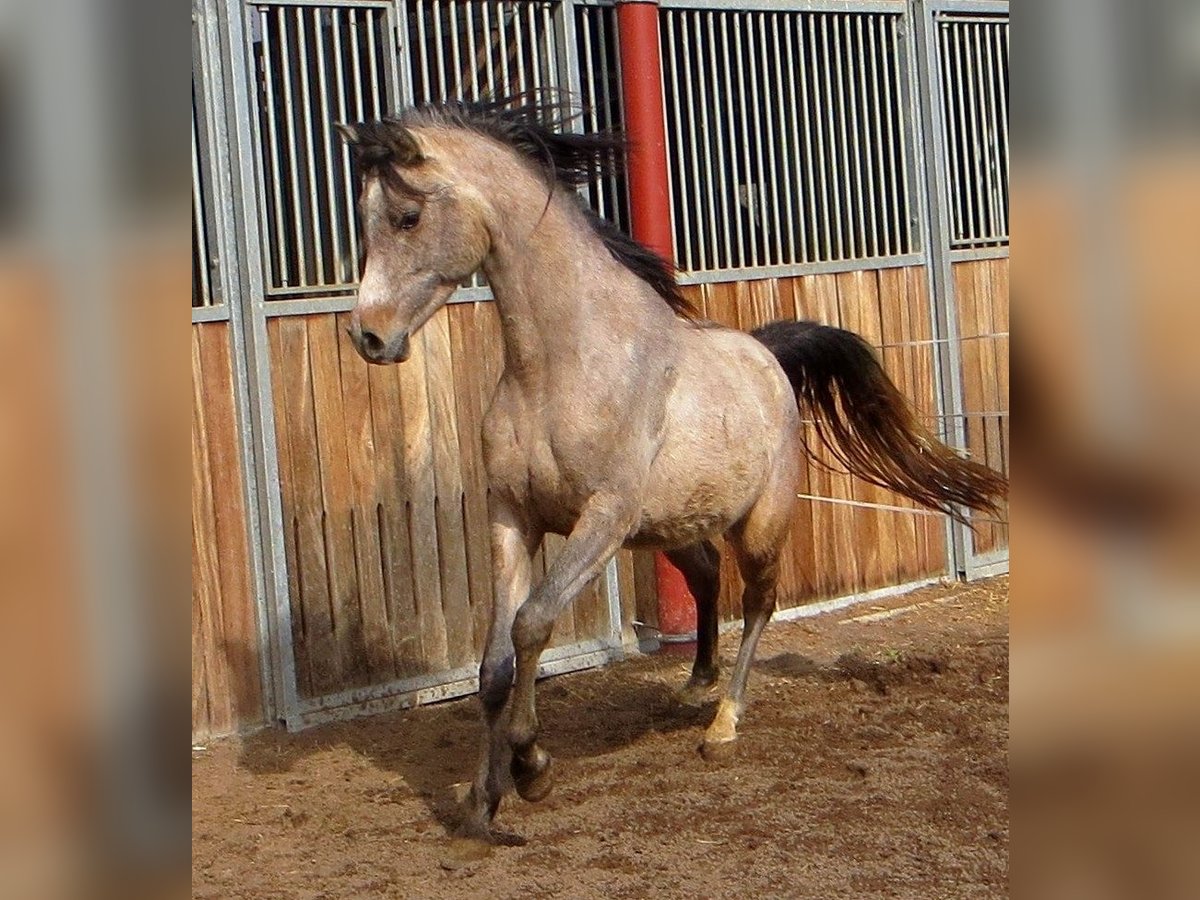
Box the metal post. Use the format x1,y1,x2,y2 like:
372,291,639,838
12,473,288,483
615,0,696,638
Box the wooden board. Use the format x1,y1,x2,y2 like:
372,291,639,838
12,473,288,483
191,322,263,739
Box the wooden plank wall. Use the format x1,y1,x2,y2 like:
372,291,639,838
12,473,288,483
952,257,1010,557
192,321,264,740
633,265,951,626
266,303,614,702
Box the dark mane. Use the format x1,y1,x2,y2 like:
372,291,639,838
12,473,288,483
344,96,697,320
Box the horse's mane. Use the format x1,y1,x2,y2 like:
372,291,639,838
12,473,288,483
346,97,697,320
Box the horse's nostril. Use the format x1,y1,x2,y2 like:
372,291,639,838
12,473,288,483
359,329,385,356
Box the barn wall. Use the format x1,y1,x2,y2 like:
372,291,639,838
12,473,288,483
952,257,1010,558
265,303,616,702
192,321,264,740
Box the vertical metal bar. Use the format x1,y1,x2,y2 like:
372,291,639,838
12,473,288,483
279,8,309,285
950,22,978,243
542,3,560,95
894,15,915,254
367,9,383,116
855,14,880,259
350,10,367,119
597,6,618,219
192,108,212,306
449,0,464,99
332,11,361,282
752,13,781,266
215,0,300,726
314,8,346,285
807,14,832,262
771,12,797,263
980,21,1004,241
497,2,512,94
513,4,528,91
822,13,845,260
663,12,686,268
719,13,745,267
733,13,757,266
866,15,891,257
260,10,288,288
465,1,480,101
879,14,905,254
296,9,326,285
843,13,867,260
415,1,431,101
706,11,732,269
525,2,542,94
432,0,447,101
911,0,971,574
994,21,1009,237
967,23,994,243
936,23,960,243
482,1,497,97
694,11,720,269
681,13,705,271
793,14,816,263
581,10,605,216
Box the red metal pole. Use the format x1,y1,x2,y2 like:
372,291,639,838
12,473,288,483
615,0,697,640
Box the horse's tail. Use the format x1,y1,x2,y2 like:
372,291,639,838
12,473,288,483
752,319,1007,525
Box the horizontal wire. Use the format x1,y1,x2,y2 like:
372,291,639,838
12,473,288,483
793,492,1009,526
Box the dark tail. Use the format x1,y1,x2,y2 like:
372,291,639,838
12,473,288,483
752,319,1007,525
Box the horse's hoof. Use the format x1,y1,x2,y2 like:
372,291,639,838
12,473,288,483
700,737,737,763
511,747,554,802
676,679,719,707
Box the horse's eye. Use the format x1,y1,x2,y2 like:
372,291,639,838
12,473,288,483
391,209,420,231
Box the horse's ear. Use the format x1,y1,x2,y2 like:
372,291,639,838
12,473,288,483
385,127,424,167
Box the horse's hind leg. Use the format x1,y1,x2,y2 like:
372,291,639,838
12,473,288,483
665,541,722,704
702,471,796,760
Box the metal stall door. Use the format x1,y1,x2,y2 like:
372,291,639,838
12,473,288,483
225,0,625,730
912,0,1009,580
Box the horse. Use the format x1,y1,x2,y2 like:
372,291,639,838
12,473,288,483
335,99,1006,841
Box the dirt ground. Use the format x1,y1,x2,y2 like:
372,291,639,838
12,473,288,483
193,577,1008,899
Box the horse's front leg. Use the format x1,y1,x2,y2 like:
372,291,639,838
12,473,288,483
460,497,540,838
507,495,633,802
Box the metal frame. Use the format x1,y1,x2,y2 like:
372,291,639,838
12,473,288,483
911,0,1008,580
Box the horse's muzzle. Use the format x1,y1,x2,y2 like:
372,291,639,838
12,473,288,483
347,323,411,365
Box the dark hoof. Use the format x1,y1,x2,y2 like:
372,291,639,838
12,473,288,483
700,738,737,764
511,746,554,802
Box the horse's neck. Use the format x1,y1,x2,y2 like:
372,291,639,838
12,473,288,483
481,194,675,389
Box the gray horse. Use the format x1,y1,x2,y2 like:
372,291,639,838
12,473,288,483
336,100,1005,841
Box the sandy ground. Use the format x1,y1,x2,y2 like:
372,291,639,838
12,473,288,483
193,576,1008,899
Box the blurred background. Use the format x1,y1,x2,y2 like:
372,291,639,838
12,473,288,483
0,0,1196,895
1012,0,1200,895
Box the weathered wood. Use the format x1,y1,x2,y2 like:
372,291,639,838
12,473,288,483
192,323,263,736
307,314,371,687
275,316,342,693
448,303,497,659
333,312,396,683
394,320,450,672
267,320,312,697
422,311,476,669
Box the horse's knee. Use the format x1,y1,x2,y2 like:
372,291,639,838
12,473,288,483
479,655,514,716
511,603,554,652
